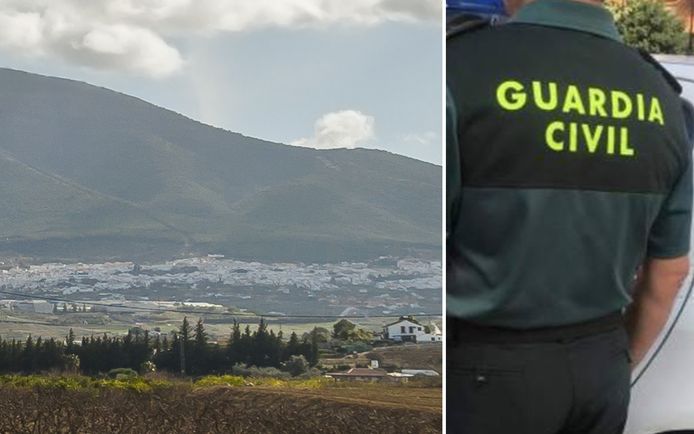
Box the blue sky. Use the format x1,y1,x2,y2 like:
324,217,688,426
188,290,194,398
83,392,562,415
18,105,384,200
0,0,442,164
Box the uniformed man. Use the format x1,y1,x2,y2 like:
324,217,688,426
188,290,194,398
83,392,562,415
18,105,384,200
446,0,693,433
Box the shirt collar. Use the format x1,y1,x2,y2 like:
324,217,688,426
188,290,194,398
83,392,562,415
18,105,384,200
511,0,622,42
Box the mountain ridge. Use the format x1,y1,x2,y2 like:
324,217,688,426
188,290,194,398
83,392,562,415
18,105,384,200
1,67,440,166
0,67,441,263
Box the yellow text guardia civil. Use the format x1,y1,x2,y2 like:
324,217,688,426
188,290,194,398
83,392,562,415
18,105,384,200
496,80,666,157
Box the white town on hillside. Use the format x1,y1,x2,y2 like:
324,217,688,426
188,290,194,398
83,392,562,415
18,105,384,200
0,256,441,318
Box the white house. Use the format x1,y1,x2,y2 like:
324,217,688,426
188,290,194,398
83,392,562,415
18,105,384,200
384,316,442,343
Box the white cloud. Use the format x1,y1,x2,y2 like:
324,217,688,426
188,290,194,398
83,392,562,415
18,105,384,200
0,0,440,77
0,2,183,77
291,110,375,150
69,25,183,78
100,0,440,30
0,11,44,50
403,131,439,146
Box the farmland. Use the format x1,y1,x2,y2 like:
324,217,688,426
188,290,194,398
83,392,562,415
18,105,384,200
322,343,443,372
0,375,442,433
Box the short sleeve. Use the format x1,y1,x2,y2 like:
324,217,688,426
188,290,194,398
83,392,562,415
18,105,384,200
447,87,462,239
647,101,694,258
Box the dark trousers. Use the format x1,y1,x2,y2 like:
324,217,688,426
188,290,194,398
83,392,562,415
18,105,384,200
447,317,631,434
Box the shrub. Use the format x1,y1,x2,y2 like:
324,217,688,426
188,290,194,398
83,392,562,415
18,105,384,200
107,368,138,380
281,355,309,377
140,361,156,374
608,0,687,53
195,375,245,387
230,364,290,379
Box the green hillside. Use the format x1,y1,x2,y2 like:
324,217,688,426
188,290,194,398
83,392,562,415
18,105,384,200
0,68,441,262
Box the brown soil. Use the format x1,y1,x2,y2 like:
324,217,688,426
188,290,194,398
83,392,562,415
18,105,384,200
255,384,442,413
323,343,443,372
371,344,443,371
320,344,443,373
0,385,441,433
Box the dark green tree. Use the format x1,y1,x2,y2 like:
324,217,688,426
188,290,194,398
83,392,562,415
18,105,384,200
332,319,356,340
194,318,208,349
227,320,242,365
65,329,76,354
192,318,209,374
282,355,309,376
170,318,193,374
308,328,320,366
285,332,301,359
609,0,687,54
179,317,193,343
21,335,35,372
303,327,330,344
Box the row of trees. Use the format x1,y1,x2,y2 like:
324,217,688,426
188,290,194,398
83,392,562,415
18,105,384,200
0,318,320,376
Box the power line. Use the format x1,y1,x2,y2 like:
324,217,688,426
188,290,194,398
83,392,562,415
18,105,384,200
0,289,441,320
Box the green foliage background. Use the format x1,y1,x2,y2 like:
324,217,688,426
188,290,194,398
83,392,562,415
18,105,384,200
608,0,688,54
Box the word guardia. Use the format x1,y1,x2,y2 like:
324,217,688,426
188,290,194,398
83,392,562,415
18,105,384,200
496,80,666,157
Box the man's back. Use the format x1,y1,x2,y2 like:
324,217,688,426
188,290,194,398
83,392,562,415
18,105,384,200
447,10,691,328
446,2,692,432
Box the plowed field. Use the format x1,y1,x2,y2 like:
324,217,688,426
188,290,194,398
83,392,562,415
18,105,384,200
0,384,441,433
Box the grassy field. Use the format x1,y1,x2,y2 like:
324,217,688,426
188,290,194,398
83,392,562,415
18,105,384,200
0,375,441,433
0,311,297,341
0,310,441,342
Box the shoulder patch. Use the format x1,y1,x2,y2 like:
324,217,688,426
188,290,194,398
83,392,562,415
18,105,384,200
446,17,491,40
638,49,682,94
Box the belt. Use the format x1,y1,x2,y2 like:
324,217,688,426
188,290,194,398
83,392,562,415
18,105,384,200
448,311,624,344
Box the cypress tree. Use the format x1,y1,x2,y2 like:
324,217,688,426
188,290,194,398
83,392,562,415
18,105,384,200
193,318,208,374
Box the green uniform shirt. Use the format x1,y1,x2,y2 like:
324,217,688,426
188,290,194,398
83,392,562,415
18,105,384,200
447,0,693,328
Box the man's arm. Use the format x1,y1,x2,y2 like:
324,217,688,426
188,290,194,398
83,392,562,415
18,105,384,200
627,98,694,368
625,256,690,368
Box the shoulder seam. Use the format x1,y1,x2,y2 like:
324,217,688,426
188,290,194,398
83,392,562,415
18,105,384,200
446,18,491,40
637,49,683,95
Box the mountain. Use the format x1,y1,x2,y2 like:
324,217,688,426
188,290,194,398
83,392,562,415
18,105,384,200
0,68,440,263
